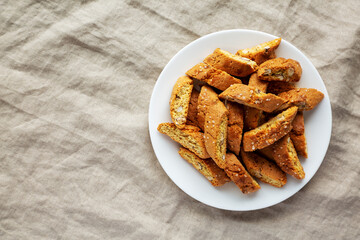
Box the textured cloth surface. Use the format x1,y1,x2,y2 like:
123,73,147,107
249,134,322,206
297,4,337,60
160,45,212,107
0,0,359,239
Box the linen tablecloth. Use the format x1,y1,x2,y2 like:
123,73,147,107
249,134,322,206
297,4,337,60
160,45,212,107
0,0,359,239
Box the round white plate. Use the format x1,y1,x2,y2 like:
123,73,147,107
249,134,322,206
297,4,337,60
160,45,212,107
148,29,332,211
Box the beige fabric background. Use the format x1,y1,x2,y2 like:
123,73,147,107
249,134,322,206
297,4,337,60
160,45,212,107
0,0,359,239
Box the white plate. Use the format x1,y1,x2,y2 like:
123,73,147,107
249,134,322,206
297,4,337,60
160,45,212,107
148,29,332,211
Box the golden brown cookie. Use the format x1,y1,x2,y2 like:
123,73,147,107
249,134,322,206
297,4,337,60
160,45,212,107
179,147,230,186
277,88,324,111
289,112,308,158
170,76,194,129
204,102,228,169
236,38,281,65
223,153,260,194
241,149,287,188
219,84,285,113
258,58,302,82
186,63,242,91
225,101,244,155
260,134,305,179
204,48,258,77
157,123,210,159
243,106,298,151
197,85,222,130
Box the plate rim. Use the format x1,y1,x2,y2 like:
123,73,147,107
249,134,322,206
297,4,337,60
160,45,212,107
148,29,332,211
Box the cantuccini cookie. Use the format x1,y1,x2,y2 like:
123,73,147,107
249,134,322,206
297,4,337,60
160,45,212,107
197,85,222,130
236,38,281,65
204,102,229,169
204,48,258,77
179,147,230,186
219,84,285,113
225,101,244,155
223,153,260,194
277,88,324,111
289,112,308,158
243,106,298,151
241,149,287,188
186,63,242,91
157,123,210,159
260,134,305,179
258,58,302,82
170,76,193,129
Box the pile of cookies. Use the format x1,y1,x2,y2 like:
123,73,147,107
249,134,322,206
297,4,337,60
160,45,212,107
157,38,324,194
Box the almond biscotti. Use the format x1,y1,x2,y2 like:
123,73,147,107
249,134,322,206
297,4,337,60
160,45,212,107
170,76,193,129
186,89,200,127
186,63,242,91
236,38,281,65
197,85,224,130
258,58,302,82
219,84,285,113
157,123,210,159
241,149,287,188
244,73,269,129
243,106,298,151
179,147,230,186
204,101,228,169
204,48,258,77
225,101,244,155
260,134,305,179
223,153,260,194
277,88,324,111
289,112,308,158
